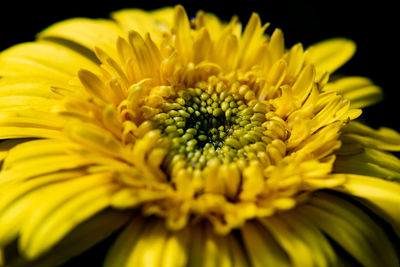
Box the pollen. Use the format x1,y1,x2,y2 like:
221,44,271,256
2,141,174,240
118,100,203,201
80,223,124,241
151,77,284,172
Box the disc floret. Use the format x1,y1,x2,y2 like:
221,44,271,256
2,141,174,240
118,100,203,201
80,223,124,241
151,76,284,174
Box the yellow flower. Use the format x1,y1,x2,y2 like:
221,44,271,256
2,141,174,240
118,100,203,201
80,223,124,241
0,5,399,267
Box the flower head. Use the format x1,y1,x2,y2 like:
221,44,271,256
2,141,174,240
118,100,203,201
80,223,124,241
1,5,400,267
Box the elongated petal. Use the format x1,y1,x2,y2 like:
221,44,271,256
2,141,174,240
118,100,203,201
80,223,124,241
310,192,398,267
199,225,233,267
111,8,174,44
0,41,100,79
0,77,65,112
173,5,193,64
334,173,400,230
0,139,25,162
291,64,315,105
38,18,123,61
298,204,381,267
335,147,400,179
0,139,92,186
21,183,119,258
123,219,169,267
160,228,190,267
104,216,147,267
337,174,400,200
283,210,337,266
241,221,290,266
259,216,314,267
236,13,269,69
0,171,85,247
36,210,129,267
324,76,382,108
0,126,63,140
306,38,356,76
3,210,130,267
19,172,115,258
65,121,126,160
185,224,248,267
342,121,400,151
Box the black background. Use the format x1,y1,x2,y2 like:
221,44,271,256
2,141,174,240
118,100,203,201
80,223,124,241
0,0,398,132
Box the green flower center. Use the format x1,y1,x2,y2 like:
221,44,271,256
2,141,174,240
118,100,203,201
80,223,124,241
152,81,272,170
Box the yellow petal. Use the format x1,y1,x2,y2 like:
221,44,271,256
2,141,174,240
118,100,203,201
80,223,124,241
1,139,80,171
0,109,65,134
127,31,160,82
111,8,174,45
0,41,100,80
193,28,212,64
241,221,290,267
310,192,398,267
104,216,147,267
298,203,383,267
0,126,63,140
284,210,337,266
0,77,63,110
236,13,269,70
0,190,38,246
342,121,400,151
173,5,193,64
307,38,356,77
285,43,305,81
78,69,111,103
335,174,400,202
193,10,234,41
0,155,90,187
33,210,130,267
192,224,233,267
124,219,169,267
19,172,114,258
259,216,315,267
0,140,92,185
334,147,400,179
203,159,225,195
209,227,235,267
94,46,129,89
239,162,264,201
268,29,285,64
65,121,125,160
21,183,119,258
130,130,166,182
267,59,287,87
186,223,205,267
161,228,190,267
0,171,83,214
291,65,315,105
0,210,129,267
226,234,251,267
211,32,239,71
222,163,241,199
111,187,171,209
0,139,25,162
38,18,123,61
311,92,351,132
0,95,59,113
324,76,382,108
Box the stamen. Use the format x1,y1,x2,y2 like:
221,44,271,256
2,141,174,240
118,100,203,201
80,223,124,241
150,77,280,171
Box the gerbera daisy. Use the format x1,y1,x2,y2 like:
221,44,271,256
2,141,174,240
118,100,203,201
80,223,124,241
1,4,400,267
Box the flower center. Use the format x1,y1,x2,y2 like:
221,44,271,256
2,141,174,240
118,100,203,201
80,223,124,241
151,78,283,173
